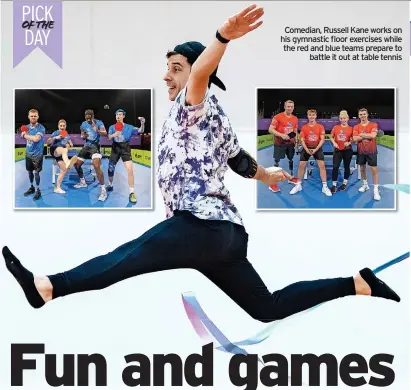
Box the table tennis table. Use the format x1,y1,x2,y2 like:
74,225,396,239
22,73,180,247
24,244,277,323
300,139,361,181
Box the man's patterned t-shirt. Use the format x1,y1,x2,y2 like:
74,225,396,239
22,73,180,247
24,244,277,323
157,87,243,226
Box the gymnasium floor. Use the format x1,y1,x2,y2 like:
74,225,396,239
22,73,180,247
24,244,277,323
15,158,152,209
257,145,395,209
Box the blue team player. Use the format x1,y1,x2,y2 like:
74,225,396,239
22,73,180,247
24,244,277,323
21,109,46,201
47,119,77,194
107,109,145,203
73,109,108,201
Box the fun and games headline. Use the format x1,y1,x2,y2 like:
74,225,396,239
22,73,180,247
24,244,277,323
10,343,395,387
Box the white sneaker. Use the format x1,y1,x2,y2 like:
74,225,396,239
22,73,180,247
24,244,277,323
98,189,107,202
374,190,381,201
358,184,370,192
74,180,87,189
54,188,66,194
322,186,332,197
290,183,302,195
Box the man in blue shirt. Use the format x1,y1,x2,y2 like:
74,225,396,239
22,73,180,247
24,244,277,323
4,5,400,319
73,109,108,201
47,119,77,194
21,109,46,201
107,109,145,203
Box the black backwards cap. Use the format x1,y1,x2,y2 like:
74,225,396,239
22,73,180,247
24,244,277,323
172,41,226,91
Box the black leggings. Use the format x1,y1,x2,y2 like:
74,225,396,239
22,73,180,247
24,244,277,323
48,211,355,323
332,149,354,181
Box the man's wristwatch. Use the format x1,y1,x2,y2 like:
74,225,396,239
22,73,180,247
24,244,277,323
216,30,230,44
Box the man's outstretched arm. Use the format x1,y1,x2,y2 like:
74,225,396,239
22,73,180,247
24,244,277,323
186,4,264,105
228,148,286,186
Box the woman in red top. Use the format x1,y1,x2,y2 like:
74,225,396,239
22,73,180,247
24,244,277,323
329,110,354,194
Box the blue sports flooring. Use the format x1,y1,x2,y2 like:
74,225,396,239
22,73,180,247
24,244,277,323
257,145,395,209
15,158,152,209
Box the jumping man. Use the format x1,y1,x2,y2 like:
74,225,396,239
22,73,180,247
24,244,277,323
4,5,399,322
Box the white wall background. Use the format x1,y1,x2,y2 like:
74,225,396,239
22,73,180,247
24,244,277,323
0,2,409,389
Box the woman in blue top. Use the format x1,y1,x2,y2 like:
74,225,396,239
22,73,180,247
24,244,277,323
47,119,77,194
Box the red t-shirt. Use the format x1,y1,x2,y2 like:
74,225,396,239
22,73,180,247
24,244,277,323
353,122,378,154
300,123,325,149
270,112,298,146
331,125,353,150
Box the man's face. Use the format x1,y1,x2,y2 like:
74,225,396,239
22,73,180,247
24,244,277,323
163,54,191,101
284,103,294,115
85,112,93,123
116,112,125,122
308,112,316,122
58,121,66,130
28,111,38,124
359,110,368,122
339,114,348,125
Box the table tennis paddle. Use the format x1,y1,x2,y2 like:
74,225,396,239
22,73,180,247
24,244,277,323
60,130,68,138
288,131,296,139
21,125,28,133
114,122,124,132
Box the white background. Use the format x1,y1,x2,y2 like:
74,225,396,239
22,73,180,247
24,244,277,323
0,1,409,389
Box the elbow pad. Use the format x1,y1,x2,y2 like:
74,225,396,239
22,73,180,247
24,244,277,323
227,148,258,178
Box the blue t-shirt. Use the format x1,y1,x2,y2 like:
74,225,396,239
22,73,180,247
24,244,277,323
108,123,142,143
80,119,105,146
50,130,71,148
25,123,46,157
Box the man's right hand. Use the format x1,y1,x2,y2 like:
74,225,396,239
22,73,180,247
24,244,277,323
258,167,286,186
282,134,290,141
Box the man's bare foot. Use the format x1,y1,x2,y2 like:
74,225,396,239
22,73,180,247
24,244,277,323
354,272,371,296
34,276,53,303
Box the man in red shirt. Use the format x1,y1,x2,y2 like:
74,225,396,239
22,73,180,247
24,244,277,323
267,100,299,192
352,108,380,201
290,109,332,197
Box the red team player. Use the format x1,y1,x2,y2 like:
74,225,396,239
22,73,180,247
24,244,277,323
353,108,381,201
267,100,299,192
329,110,354,194
290,109,332,197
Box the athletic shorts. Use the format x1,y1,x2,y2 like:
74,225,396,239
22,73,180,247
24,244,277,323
274,144,295,161
110,142,132,163
357,153,377,167
50,144,67,163
300,148,324,162
77,144,101,161
26,155,43,172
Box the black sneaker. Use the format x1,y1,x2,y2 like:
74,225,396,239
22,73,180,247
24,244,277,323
106,185,114,192
338,183,347,191
24,186,35,197
33,188,41,201
331,186,338,194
